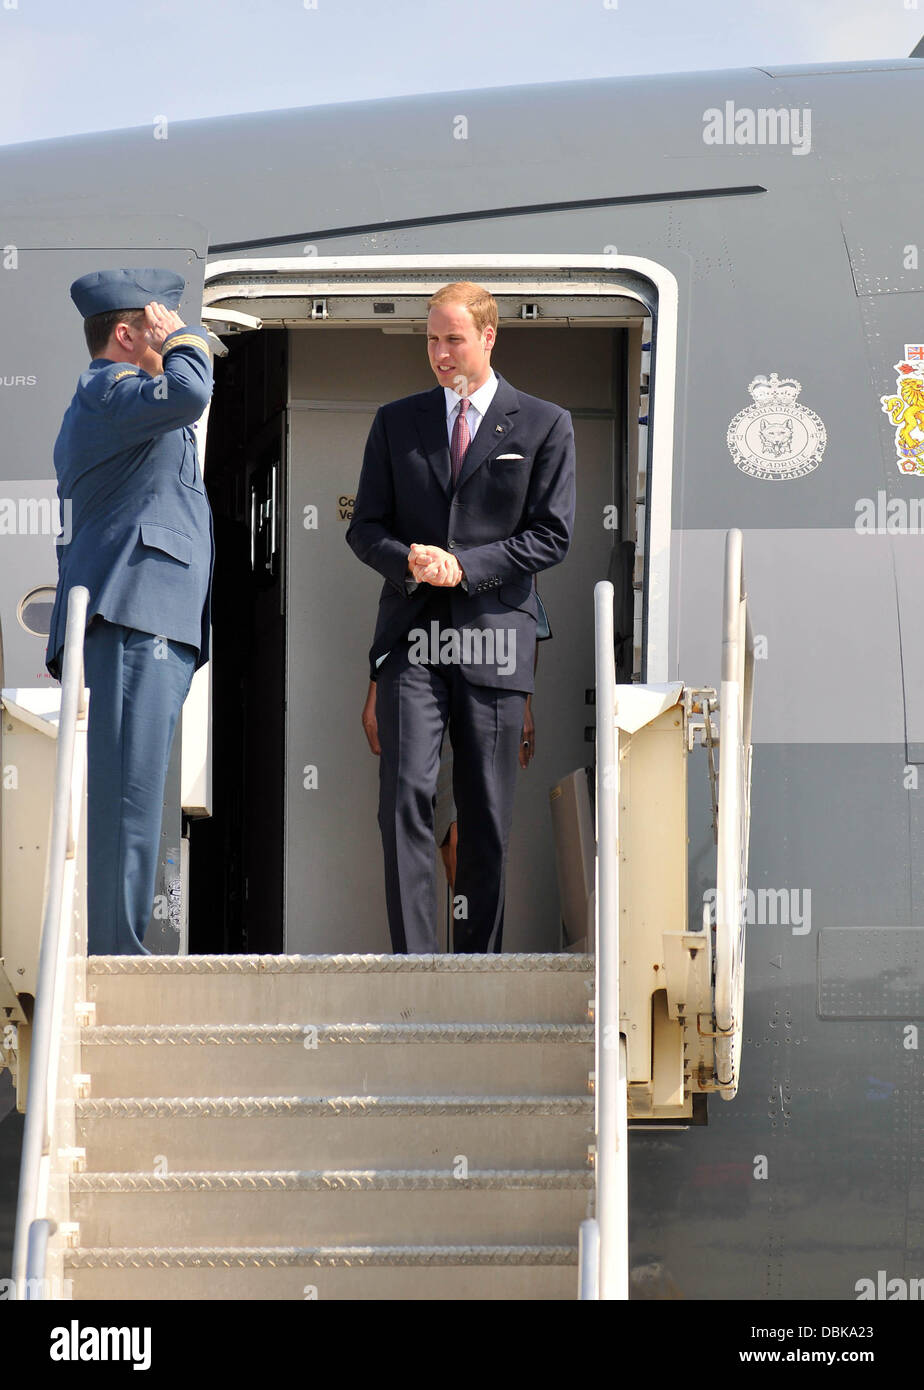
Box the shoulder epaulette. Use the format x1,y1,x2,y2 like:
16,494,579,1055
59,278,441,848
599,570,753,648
162,332,210,356
81,363,140,400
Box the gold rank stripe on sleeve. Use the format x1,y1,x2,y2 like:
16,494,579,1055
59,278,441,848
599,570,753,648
162,333,210,355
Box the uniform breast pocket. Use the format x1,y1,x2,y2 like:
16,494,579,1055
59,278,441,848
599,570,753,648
139,522,192,566
179,434,205,493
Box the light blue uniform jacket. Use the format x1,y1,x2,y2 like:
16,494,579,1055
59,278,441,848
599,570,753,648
45,326,214,680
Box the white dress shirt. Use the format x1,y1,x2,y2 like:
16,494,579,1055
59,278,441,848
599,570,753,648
443,368,498,445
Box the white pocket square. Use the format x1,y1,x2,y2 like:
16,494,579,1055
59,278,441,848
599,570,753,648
494,452,525,460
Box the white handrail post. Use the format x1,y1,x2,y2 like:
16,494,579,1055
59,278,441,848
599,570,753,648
12,585,89,1296
578,1218,600,1300
594,580,628,1301
25,1218,56,1298
714,530,755,1095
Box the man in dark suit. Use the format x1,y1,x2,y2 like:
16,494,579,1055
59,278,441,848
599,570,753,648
46,268,214,955
346,281,575,953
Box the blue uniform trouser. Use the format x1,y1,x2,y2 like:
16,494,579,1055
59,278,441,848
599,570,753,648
83,619,197,955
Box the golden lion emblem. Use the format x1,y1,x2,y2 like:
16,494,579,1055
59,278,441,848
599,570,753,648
881,372,924,473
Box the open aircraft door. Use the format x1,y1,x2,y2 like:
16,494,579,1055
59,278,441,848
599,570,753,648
0,215,212,1009
198,253,677,953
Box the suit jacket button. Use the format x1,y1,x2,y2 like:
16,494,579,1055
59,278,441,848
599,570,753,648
447,541,455,549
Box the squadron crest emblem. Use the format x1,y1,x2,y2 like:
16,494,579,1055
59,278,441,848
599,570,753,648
727,373,826,481
880,346,924,475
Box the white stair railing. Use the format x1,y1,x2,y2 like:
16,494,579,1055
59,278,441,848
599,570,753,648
12,585,89,1299
714,529,755,1097
590,576,628,1301
582,529,755,1299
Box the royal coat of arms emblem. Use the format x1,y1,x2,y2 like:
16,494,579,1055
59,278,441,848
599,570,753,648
880,346,924,475
727,373,827,481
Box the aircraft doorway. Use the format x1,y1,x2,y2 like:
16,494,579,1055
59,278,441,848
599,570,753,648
192,285,655,954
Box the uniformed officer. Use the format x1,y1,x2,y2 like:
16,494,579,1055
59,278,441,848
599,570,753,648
45,268,215,955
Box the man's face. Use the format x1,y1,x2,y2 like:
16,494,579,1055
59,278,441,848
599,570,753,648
427,301,495,395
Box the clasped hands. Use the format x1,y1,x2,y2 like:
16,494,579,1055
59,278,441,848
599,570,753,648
407,542,464,587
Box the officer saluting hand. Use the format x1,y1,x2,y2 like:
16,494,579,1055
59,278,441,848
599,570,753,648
144,300,185,350
46,268,215,956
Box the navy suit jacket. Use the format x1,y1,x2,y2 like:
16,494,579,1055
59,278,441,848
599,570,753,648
45,325,215,681
346,370,575,693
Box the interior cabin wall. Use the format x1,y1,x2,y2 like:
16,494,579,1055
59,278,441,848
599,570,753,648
283,323,622,953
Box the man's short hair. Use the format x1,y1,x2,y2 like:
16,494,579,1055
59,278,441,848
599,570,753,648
428,282,498,337
84,307,146,359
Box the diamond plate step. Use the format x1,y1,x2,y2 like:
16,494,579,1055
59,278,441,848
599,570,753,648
80,1022,595,1099
85,953,594,1026
69,1167,593,1246
64,1243,580,1300
75,1093,595,1171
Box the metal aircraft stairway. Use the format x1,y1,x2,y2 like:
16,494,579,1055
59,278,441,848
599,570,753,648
63,953,594,1300
9,527,754,1300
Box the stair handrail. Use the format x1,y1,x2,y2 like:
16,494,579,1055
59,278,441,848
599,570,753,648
584,578,629,1300
714,528,754,1095
12,585,90,1299
582,530,755,1297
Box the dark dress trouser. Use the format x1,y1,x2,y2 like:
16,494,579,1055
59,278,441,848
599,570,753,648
375,592,527,954
83,618,198,955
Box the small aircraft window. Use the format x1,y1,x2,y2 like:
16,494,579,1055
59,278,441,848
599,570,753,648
18,585,57,637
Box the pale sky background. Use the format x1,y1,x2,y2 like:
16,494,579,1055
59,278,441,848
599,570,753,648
0,0,920,147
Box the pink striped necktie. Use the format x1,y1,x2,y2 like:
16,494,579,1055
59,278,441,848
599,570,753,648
450,397,470,489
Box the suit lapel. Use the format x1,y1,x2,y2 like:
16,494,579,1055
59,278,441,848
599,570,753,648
415,372,521,499
416,386,452,497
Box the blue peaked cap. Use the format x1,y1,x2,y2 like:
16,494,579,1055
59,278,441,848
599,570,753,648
70,268,185,318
